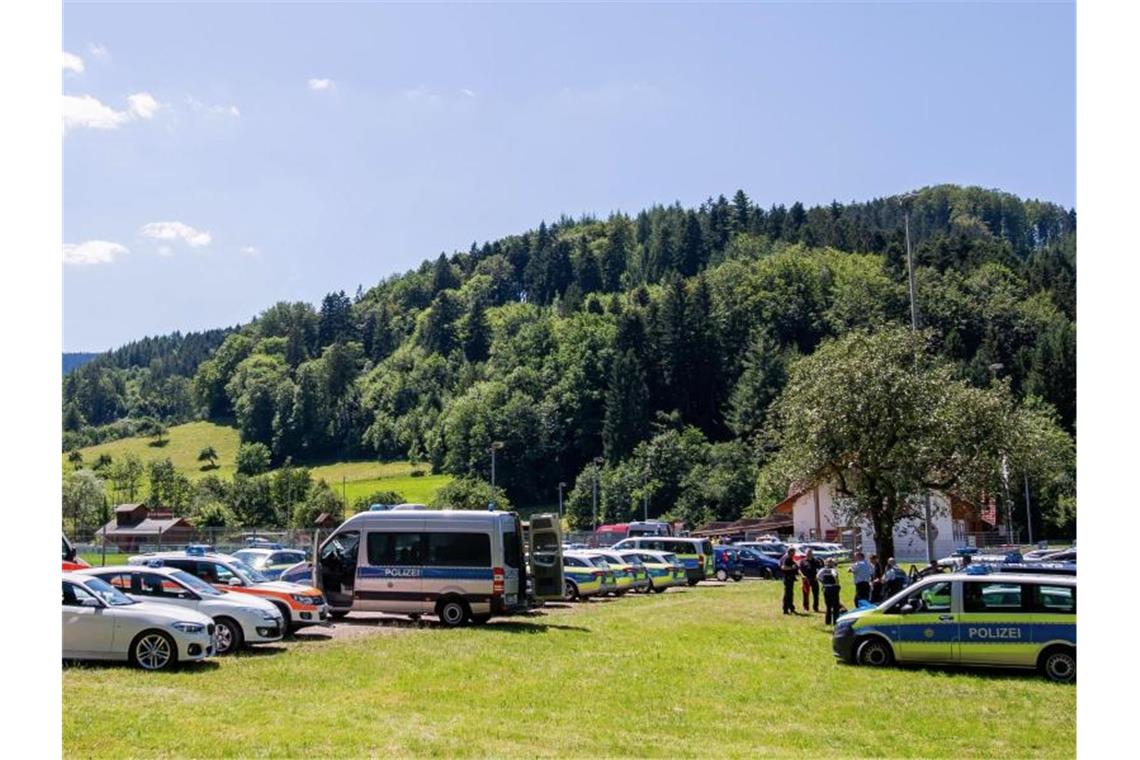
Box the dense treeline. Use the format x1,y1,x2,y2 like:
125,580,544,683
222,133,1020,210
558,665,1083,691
63,185,1077,534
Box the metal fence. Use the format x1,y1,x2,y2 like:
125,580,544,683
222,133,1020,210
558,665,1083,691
71,527,327,565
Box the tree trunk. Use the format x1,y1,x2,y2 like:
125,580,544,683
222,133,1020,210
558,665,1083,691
872,501,896,561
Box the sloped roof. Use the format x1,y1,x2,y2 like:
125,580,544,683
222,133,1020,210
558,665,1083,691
97,516,192,537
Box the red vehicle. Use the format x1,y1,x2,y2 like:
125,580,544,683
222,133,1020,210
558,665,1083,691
62,534,91,571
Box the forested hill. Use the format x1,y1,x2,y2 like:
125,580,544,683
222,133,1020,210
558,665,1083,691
63,184,1076,529
62,353,99,374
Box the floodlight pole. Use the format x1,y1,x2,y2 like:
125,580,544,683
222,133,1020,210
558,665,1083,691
902,193,935,565
557,482,566,519
1023,474,1034,546
592,457,603,531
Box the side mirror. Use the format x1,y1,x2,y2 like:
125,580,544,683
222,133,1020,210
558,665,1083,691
899,603,915,615
81,597,101,608
227,578,243,587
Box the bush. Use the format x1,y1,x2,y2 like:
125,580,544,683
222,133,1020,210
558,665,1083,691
352,490,406,512
235,442,271,476
292,480,344,528
409,469,426,478
430,477,510,511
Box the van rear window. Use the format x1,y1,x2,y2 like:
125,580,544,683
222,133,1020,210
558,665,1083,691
503,530,521,568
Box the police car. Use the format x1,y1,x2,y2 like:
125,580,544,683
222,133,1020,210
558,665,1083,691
832,570,1076,682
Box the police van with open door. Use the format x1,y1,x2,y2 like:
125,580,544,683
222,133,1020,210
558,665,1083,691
306,509,563,626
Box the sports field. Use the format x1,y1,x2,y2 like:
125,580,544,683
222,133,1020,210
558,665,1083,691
62,579,1074,758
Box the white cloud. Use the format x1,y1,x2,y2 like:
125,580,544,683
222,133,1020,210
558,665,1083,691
63,240,128,266
229,105,241,117
88,43,109,59
63,51,84,74
308,78,333,91
187,96,240,118
140,221,212,248
63,94,131,130
157,245,174,257
127,92,160,119
461,88,476,98
64,92,164,131
240,246,261,257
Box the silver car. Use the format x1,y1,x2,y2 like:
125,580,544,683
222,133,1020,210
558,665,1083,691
62,572,215,670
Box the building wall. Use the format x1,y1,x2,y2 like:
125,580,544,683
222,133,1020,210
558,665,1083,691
792,486,962,561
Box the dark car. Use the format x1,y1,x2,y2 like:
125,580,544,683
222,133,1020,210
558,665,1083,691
713,546,744,582
735,546,781,579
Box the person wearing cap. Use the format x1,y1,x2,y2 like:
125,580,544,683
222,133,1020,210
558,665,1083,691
819,558,843,625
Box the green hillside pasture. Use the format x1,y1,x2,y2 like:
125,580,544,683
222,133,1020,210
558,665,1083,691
65,421,241,481
339,474,453,509
62,580,1074,758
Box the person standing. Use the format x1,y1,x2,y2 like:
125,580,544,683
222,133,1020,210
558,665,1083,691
869,553,884,602
883,558,906,597
849,551,872,606
819,558,842,625
779,546,799,614
798,548,824,612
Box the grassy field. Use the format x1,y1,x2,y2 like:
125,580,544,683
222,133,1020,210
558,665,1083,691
65,421,453,506
62,581,1074,758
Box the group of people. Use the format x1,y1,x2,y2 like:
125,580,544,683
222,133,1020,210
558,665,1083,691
779,547,910,625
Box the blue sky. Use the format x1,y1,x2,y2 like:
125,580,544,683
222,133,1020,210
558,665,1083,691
63,1,1074,351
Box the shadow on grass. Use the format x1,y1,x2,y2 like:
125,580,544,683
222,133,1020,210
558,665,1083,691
63,659,221,673
231,645,288,658
835,658,1073,685
328,613,590,634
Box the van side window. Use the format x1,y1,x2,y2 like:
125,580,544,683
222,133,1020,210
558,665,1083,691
425,533,491,567
367,533,423,566
1033,585,1076,614
964,582,1025,612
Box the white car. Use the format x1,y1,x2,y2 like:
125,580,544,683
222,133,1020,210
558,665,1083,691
62,571,215,671
80,565,285,654
231,548,308,580
128,550,331,631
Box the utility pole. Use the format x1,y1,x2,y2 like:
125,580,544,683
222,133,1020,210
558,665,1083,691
901,192,935,565
557,482,566,519
592,456,603,531
1001,455,1014,545
1023,474,1034,546
489,441,503,510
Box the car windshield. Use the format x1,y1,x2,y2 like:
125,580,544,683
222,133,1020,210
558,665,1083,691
228,557,269,584
84,576,137,606
170,570,223,596
621,554,644,566
232,550,266,568
662,553,679,563
588,557,610,568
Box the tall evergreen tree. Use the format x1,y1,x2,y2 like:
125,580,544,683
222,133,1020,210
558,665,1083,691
462,294,492,363
431,253,461,293
603,349,651,464
317,291,354,346
600,215,632,291
574,239,603,294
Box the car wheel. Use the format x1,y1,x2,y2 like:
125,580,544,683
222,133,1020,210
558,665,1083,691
1040,646,1076,683
470,614,491,625
329,610,349,620
437,598,469,627
269,601,293,632
732,574,743,582
213,616,243,655
715,569,728,582
653,584,666,594
856,638,894,668
687,578,700,587
761,568,773,580
130,630,178,671
564,580,580,601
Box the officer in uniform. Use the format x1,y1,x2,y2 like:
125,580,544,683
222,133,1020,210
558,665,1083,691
798,548,824,612
779,547,799,614
819,558,842,625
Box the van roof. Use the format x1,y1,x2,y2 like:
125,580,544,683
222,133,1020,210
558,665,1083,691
343,509,516,525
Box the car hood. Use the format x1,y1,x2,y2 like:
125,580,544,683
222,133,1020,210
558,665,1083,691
123,600,214,625
213,591,280,611
253,580,322,596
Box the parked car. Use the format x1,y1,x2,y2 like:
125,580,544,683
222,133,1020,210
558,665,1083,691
63,571,215,671
561,554,607,600
129,549,330,632
737,541,788,560
231,548,309,581
833,571,1076,683
566,552,620,596
611,537,714,585
713,546,744,582
624,550,687,592
62,534,90,571
735,546,781,579
592,549,651,593
81,565,285,654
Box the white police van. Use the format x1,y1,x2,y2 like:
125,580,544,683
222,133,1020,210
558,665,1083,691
306,509,563,626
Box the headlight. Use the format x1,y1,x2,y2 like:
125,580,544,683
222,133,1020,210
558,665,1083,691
291,594,319,605
834,619,855,635
172,621,206,634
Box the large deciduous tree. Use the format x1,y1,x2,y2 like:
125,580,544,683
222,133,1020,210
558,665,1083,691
770,327,1073,558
